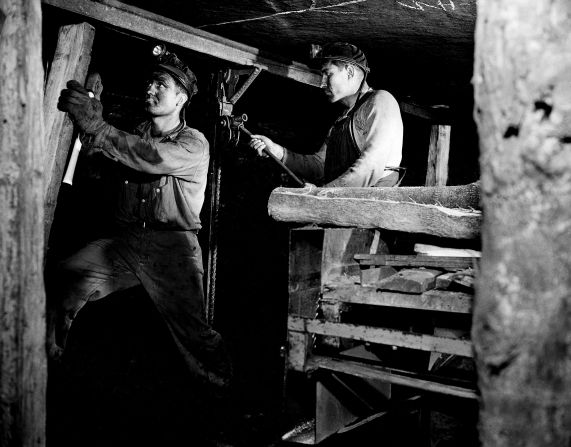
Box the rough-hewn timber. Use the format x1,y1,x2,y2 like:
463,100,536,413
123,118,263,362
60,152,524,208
425,125,451,186
268,184,481,239
305,182,480,209
43,22,95,251
0,0,46,445
42,0,321,87
473,0,571,445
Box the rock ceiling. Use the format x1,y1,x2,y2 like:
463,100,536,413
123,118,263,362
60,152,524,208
120,0,477,105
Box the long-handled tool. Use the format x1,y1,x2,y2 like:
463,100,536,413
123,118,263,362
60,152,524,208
62,73,103,185
221,114,306,187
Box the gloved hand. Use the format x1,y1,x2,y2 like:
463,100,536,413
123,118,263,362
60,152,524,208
248,134,285,161
57,80,105,135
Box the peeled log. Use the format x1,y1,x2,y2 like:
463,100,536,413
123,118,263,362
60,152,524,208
316,181,481,209
268,183,481,239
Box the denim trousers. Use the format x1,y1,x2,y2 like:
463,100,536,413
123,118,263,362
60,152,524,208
53,227,231,389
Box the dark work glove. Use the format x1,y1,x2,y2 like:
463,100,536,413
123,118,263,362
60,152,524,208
57,80,105,135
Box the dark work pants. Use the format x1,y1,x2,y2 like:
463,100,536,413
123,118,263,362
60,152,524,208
52,227,231,389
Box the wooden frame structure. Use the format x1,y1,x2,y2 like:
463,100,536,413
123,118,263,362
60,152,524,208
284,227,478,443
3,0,569,445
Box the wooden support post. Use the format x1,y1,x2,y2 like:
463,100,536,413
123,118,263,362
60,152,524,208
425,124,451,186
473,0,571,445
43,22,95,253
0,0,46,445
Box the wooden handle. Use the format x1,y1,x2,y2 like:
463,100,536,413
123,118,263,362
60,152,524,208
62,72,103,185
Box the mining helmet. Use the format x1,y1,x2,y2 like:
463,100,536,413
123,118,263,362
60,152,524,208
313,42,370,74
152,44,198,98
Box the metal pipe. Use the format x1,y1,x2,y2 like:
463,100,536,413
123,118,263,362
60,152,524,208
238,124,306,187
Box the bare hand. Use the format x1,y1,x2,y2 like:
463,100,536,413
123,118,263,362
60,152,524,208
248,135,285,161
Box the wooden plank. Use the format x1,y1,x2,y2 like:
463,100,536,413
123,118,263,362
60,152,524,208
398,102,453,123
376,268,441,293
42,0,321,87
268,188,482,239
0,0,47,444
414,243,481,258
288,317,473,357
425,124,451,187
354,254,479,270
308,356,477,400
323,286,473,314
43,22,95,251
288,227,324,318
287,330,311,372
436,271,475,291
289,287,322,317
321,228,378,285
360,266,398,286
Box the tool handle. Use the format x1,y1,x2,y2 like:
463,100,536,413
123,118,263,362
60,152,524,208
62,137,83,185
62,73,103,186
240,126,306,187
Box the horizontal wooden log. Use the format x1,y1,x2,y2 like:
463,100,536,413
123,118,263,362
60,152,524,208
268,186,481,239
308,182,481,209
354,254,479,269
308,356,477,400
322,285,473,314
288,316,473,357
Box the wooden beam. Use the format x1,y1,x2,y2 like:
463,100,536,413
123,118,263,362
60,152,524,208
282,182,481,209
268,186,482,239
309,356,477,400
287,331,311,372
323,286,473,314
425,124,451,186
354,254,478,270
41,0,322,87
0,0,47,445
288,317,473,357
473,0,571,444
398,102,452,123
43,22,95,251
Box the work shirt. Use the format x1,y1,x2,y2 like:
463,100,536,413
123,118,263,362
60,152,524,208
283,89,403,187
86,120,209,231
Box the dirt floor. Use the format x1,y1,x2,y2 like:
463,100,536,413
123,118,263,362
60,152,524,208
47,287,479,447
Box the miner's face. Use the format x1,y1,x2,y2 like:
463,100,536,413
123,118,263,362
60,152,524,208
320,61,352,103
145,72,185,117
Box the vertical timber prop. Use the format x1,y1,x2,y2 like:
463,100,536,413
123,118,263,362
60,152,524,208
43,22,95,256
0,0,46,445
473,0,571,445
425,124,451,187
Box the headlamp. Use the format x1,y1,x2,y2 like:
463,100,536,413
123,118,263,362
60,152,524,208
151,43,198,97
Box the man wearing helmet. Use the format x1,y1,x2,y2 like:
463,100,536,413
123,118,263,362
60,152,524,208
249,42,403,187
50,47,231,395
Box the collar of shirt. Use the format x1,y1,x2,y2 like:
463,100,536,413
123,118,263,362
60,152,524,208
135,119,186,142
